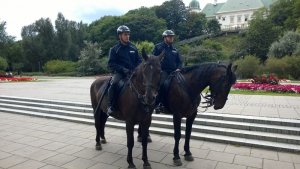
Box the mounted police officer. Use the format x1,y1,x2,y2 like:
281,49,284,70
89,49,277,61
107,25,142,116
153,30,183,113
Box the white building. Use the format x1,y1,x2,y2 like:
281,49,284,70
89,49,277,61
200,0,277,30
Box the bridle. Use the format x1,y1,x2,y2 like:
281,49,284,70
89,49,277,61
200,72,231,110
128,65,160,111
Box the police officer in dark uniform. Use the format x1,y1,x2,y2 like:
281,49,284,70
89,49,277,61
153,30,183,113
107,25,142,116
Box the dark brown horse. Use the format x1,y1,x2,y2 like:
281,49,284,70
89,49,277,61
140,62,237,166
90,50,163,169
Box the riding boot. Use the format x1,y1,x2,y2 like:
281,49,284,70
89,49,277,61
154,92,164,114
107,85,116,116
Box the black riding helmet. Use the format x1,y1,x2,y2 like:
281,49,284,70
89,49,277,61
162,30,175,37
117,25,130,35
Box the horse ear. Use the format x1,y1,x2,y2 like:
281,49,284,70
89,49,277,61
158,50,165,61
232,65,238,73
142,48,148,61
227,63,232,74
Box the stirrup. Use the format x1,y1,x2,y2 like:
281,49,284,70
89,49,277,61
106,106,115,116
154,104,164,114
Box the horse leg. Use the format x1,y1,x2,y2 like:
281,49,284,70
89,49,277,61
126,122,136,169
140,122,151,169
173,113,182,166
184,111,197,161
100,111,108,144
94,111,102,150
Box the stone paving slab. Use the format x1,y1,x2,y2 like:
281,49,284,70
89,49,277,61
1,112,300,169
0,77,300,120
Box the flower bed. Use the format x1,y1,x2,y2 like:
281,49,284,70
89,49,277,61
0,77,37,82
233,83,300,93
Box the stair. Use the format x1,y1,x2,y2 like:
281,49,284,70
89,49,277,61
0,95,300,152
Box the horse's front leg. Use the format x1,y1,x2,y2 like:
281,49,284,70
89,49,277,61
173,113,182,166
184,111,197,161
140,121,151,169
126,121,136,169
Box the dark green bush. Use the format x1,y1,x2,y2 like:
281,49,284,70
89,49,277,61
234,55,261,78
0,57,8,71
43,60,77,74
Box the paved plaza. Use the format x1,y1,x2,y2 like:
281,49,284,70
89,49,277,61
0,77,300,169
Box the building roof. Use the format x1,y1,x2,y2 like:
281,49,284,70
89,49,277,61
202,3,225,17
260,0,278,8
189,0,200,9
217,0,265,14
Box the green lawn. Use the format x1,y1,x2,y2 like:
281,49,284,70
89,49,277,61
229,89,300,97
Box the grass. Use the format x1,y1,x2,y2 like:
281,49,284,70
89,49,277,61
229,89,300,97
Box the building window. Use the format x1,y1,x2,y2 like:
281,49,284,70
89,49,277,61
237,15,242,23
245,14,249,21
222,16,225,21
230,16,234,24
218,16,221,20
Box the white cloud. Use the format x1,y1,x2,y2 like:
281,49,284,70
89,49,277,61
0,0,225,40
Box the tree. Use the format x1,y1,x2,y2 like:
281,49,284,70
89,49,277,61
177,12,207,40
246,8,280,62
21,18,55,71
77,41,103,75
268,31,300,58
206,19,221,35
269,0,299,31
155,0,187,31
0,21,14,44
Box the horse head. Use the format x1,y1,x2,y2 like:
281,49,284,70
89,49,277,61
209,63,237,109
132,48,164,107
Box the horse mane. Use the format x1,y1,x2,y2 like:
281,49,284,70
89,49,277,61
181,62,226,75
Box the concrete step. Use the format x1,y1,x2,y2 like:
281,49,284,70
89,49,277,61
0,103,93,119
198,112,300,127
151,114,300,135
0,95,90,108
0,98,93,113
1,107,299,152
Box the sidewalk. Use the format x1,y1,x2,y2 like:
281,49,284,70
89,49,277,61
1,77,300,168
1,112,300,169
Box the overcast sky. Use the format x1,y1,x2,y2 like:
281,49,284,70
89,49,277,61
0,0,226,40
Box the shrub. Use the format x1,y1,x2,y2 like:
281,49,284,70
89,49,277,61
251,73,279,85
264,57,288,78
77,41,102,75
282,55,300,80
135,41,154,55
43,60,77,74
0,57,8,71
234,55,261,78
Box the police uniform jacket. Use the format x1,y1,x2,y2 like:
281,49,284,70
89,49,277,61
153,42,182,73
108,41,142,74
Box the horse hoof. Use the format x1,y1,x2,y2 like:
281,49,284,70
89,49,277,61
95,143,102,150
128,164,136,169
101,139,107,144
143,165,152,169
173,159,182,166
184,155,194,161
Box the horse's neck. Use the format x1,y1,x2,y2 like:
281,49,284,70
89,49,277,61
183,71,210,95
